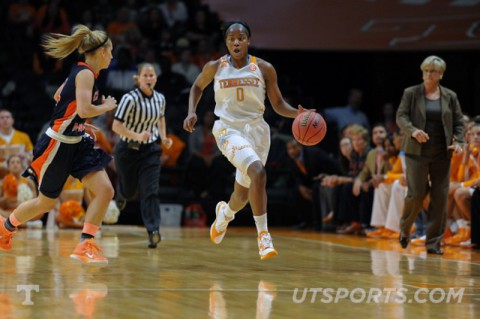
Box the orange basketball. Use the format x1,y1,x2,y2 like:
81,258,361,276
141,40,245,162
292,111,327,146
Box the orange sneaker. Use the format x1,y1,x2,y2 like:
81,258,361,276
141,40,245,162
382,229,400,240
210,201,232,244
258,231,278,261
366,227,385,238
411,235,426,246
444,226,453,239
0,215,17,251
70,239,108,264
444,228,470,246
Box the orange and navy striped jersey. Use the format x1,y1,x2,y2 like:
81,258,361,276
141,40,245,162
49,62,100,136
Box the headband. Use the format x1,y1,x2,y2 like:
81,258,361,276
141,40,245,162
84,37,109,53
223,21,251,38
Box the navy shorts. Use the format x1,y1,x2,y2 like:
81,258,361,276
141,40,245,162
24,133,112,198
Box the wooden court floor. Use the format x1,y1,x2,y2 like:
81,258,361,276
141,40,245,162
1,226,479,319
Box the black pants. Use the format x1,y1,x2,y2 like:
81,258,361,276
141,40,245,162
336,182,373,226
115,141,162,233
402,151,450,250
471,188,480,248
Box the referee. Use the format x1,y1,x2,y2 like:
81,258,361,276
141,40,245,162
112,63,172,248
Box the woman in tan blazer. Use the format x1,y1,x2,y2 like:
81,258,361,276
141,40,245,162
396,55,464,254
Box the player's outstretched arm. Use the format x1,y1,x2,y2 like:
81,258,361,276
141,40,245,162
259,59,299,119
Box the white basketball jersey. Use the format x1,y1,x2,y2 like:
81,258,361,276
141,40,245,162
213,55,266,124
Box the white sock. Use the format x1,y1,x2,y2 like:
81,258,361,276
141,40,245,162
224,203,237,220
254,213,268,234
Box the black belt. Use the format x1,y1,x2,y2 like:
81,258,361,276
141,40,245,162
122,140,158,151
127,141,141,150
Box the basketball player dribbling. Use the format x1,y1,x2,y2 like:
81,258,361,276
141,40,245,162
183,21,303,260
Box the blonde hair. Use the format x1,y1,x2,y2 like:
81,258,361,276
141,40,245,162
43,24,109,59
133,63,156,86
420,55,446,73
349,125,370,144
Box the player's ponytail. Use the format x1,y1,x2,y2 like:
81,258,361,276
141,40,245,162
43,24,109,59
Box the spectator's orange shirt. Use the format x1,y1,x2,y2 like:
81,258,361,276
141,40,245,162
161,133,186,167
384,155,403,184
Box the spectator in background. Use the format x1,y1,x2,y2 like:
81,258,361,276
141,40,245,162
286,139,340,230
185,9,215,46
33,0,70,36
172,48,201,85
139,6,167,46
159,0,189,29
161,131,186,168
443,120,480,246
185,110,230,199
321,136,354,225
106,46,137,100
91,0,114,28
134,39,162,75
324,88,370,135
382,102,398,134
0,155,36,222
335,125,371,234
192,39,220,69
55,176,86,229
0,109,33,171
33,44,66,97
107,7,141,46
365,132,404,239
343,124,389,234
157,29,176,62
156,57,189,104
8,0,36,37
79,9,105,32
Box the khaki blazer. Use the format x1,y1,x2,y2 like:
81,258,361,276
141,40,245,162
357,148,392,182
396,84,464,156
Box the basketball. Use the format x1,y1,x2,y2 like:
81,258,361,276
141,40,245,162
292,111,327,146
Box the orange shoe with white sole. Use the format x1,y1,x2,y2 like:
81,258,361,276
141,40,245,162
382,229,400,240
0,216,16,251
70,239,108,265
258,231,278,261
411,235,426,246
210,201,233,244
366,227,385,238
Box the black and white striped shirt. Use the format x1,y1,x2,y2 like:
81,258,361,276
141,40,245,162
114,88,166,144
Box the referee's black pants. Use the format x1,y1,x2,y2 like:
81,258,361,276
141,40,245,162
114,140,162,233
